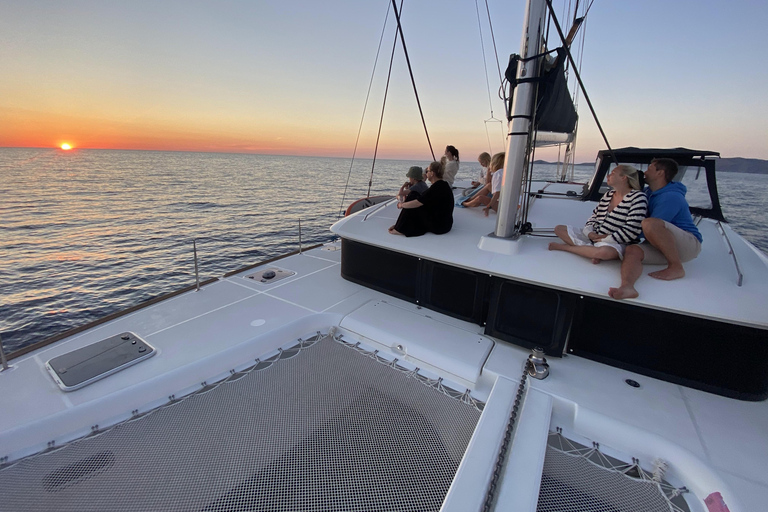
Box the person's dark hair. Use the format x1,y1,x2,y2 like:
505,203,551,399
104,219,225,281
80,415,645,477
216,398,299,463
445,145,459,162
651,158,679,183
428,161,444,179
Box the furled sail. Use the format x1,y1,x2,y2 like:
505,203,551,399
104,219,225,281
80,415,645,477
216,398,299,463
535,47,578,135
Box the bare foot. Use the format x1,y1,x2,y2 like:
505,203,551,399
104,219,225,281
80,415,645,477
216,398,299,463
608,286,639,300
591,258,601,265
648,265,685,280
388,227,403,235
548,242,564,251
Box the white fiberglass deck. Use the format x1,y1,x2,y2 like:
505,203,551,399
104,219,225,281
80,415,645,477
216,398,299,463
1,240,766,511
331,181,768,330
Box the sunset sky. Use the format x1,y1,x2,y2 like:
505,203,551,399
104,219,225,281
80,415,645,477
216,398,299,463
1,0,767,162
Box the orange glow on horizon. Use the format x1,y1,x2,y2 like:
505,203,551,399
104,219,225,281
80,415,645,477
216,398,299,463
60,143,72,150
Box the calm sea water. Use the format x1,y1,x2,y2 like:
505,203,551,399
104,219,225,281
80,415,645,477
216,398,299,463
2,148,766,353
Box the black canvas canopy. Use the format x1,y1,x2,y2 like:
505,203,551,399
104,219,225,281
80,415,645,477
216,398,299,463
585,147,725,222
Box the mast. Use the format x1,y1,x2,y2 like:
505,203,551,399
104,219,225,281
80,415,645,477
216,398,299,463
495,0,547,238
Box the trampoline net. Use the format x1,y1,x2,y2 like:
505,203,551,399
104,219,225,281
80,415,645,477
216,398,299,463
537,432,690,512
0,333,482,512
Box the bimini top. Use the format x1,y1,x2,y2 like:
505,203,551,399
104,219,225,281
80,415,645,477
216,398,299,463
585,147,725,222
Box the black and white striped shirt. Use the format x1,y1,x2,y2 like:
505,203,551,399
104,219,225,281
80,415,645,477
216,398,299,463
584,189,648,244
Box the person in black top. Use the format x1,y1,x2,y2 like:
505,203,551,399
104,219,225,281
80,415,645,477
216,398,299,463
389,160,454,237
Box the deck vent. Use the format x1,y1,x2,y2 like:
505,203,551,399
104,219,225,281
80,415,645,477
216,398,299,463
245,267,296,284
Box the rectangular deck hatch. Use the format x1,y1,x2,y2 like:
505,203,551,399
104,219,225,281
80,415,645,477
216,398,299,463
45,332,155,391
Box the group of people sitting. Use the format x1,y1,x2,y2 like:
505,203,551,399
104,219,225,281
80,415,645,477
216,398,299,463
460,151,505,216
388,145,461,237
387,148,702,301
549,157,702,299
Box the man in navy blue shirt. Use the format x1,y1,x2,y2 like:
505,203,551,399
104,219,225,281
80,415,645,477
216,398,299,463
609,158,702,300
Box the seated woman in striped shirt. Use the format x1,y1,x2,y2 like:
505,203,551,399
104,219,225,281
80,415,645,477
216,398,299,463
549,165,647,263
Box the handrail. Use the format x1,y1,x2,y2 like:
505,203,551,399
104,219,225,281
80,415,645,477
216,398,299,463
363,198,397,222
718,221,744,287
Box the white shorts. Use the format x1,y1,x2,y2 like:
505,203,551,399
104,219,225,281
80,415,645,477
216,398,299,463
566,226,626,259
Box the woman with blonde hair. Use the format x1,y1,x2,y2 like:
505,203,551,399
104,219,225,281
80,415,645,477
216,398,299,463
472,152,492,187
549,164,647,262
461,152,504,209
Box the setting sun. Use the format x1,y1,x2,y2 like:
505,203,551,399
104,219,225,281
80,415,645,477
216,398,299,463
60,143,72,150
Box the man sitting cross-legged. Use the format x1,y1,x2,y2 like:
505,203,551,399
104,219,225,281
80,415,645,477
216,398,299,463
609,158,703,300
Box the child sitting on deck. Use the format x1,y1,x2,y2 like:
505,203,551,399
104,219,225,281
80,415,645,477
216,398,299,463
548,165,647,263
397,166,428,203
462,152,504,211
472,152,492,187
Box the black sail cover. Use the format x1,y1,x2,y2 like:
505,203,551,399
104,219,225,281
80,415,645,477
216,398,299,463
535,47,578,134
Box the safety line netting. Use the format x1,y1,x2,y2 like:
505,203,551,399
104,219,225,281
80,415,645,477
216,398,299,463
537,431,690,512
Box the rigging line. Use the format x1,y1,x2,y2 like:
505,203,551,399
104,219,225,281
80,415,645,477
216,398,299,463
391,0,435,161
367,1,404,198
338,0,394,217
475,0,495,117
483,0,503,85
583,0,596,19
543,0,618,165
475,0,503,153
572,0,581,27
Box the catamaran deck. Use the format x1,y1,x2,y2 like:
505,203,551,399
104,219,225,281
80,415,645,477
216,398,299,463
332,180,768,329
1,187,767,511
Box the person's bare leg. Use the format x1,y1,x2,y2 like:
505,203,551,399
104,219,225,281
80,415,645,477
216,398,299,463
548,244,618,261
552,224,576,245
642,218,685,280
609,244,644,299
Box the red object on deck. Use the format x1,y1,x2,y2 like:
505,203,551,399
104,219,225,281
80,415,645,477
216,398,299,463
704,492,731,512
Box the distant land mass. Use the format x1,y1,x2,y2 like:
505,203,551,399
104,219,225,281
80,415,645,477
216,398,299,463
533,157,768,174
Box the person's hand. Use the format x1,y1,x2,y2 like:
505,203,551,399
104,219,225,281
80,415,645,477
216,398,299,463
589,232,607,241
397,202,403,209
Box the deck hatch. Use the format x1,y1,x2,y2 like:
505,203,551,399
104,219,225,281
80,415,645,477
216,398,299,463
45,332,155,391
0,334,482,511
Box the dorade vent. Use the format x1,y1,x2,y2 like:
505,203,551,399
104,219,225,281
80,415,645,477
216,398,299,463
0,333,482,511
